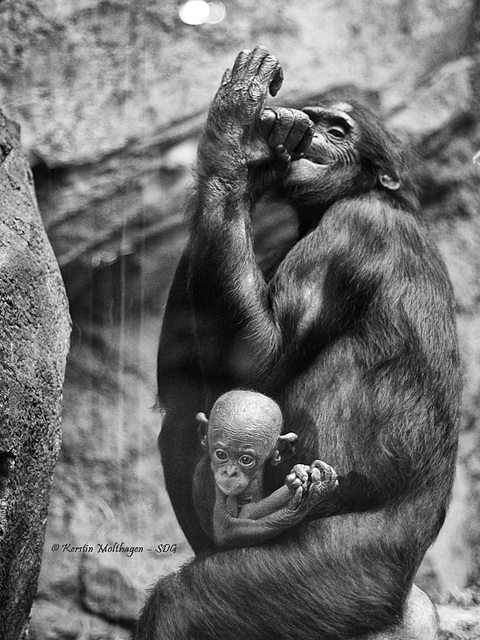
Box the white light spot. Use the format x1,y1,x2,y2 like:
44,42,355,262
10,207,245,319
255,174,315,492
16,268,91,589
179,0,211,25
206,2,226,24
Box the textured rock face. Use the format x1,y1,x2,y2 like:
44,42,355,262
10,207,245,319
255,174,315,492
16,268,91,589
0,111,70,640
0,0,471,167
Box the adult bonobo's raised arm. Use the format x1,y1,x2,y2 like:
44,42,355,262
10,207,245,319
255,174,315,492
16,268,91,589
144,47,461,640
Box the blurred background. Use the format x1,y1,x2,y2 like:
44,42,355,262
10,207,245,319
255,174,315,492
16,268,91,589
1,0,480,637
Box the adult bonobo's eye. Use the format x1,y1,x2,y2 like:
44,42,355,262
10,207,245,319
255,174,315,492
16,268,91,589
238,455,255,468
327,124,348,139
214,450,228,462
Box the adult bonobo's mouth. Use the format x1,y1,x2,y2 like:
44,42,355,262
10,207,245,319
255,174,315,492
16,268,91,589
284,152,332,186
300,137,336,165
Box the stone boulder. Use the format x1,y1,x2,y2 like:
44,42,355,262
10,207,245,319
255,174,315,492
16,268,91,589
0,110,70,640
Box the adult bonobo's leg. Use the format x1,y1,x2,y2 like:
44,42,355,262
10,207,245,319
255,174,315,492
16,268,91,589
366,586,439,640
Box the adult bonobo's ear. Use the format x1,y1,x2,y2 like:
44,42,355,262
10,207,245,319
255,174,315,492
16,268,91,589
270,432,298,466
378,172,401,191
196,412,209,450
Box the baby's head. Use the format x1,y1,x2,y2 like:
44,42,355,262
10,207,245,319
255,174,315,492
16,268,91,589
197,390,297,496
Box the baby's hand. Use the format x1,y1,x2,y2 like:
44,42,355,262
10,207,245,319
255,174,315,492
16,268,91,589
285,464,310,495
285,464,311,511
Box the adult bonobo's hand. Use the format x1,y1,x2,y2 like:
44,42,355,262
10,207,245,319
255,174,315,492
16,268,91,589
197,46,313,191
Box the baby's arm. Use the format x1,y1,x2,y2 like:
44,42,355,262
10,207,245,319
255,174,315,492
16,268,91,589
212,485,304,548
212,461,338,548
239,464,311,519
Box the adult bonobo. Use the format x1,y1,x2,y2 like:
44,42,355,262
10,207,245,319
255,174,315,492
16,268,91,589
142,47,461,639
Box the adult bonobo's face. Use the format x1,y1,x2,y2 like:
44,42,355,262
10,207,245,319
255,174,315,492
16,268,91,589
282,103,360,201
287,104,359,179
282,101,408,213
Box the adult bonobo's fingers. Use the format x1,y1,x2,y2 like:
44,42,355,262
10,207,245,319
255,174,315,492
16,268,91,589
245,45,271,75
231,49,251,79
249,49,281,102
221,68,232,86
269,65,284,97
251,145,290,197
290,115,315,159
267,108,295,148
282,111,314,159
329,466,339,488
258,108,277,141
274,145,291,174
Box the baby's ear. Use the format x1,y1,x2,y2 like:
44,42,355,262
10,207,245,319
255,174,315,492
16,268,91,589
196,412,209,450
270,432,298,466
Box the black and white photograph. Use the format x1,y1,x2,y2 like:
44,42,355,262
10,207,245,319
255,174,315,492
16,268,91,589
0,1,480,638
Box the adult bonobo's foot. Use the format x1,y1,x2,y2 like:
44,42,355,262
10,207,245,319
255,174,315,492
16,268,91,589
297,460,338,512
285,460,338,512
309,460,339,492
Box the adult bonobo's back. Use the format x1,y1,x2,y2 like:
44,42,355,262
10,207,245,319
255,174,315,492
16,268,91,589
144,47,461,640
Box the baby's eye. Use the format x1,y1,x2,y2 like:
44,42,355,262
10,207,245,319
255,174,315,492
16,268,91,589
238,455,255,467
214,450,228,461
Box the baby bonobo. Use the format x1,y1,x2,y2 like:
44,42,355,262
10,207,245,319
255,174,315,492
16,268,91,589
193,390,338,548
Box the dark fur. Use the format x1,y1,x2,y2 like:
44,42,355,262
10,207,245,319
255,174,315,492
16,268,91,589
137,93,461,639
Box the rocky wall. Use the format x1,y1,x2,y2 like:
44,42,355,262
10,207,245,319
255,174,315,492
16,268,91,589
0,111,70,640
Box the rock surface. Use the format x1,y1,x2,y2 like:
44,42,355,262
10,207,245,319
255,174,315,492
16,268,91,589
0,0,471,167
438,601,480,639
0,110,70,640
